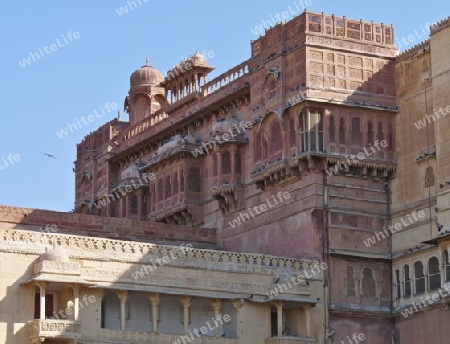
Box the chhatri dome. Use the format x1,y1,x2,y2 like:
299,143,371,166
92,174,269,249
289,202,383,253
130,56,164,87
39,247,70,263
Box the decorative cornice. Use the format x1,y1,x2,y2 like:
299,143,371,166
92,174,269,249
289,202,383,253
0,229,318,274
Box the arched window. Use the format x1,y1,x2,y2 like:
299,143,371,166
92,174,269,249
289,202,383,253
395,270,401,299
300,109,324,152
329,115,336,143
270,121,283,155
180,169,184,192
263,140,269,160
378,121,384,141
158,179,163,202
367,121,373,145
414,261,425,294
130,195,138,214
346,265,356,296
351,117,362,146
254,132,262,163
403,265,411,297
266,75,277,100
289,118,296,148
212,155,218,177
362,267,376,297
165,175,171,198
134,96,149,120
235,152,242,174
388,123,394,152
173,172,179,195
378,122,384,158
381,267,390,299
222,151,231,174
188,167,200,192
445,251,450,282
428,257,441,291
339,117,345,144
425,167,435,188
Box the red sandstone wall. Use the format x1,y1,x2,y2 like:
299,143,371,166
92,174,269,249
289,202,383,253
330,316,392,343
395,307,450,343
0,206,216,247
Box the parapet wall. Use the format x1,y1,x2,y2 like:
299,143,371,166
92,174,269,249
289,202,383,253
430,16,450,36
396,40,430,62
0,206,217,247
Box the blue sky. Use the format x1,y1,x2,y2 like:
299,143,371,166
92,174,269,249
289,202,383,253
0,0,448,212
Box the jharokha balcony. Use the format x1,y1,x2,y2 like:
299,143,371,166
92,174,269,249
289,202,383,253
28,319,81,343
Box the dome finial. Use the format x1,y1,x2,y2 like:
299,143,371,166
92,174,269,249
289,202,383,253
145,53,150,66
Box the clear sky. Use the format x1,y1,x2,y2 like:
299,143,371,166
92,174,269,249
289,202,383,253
0,0,448,212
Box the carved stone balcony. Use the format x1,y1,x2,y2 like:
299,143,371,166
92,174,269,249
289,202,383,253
265,337,316,344
96,329,239,343
151,201,194,225
251,159,297,190
28,320,81,343
212,182,244,213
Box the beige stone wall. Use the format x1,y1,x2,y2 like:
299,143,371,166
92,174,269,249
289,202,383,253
0,227,325,343
392,19,450,344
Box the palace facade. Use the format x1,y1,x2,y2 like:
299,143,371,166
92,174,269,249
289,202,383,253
1,10,450,344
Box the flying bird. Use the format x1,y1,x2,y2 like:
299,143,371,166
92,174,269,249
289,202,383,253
40,152,59,160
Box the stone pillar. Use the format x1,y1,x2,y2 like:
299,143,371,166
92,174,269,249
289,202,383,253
194,75,199,91
211,299,222,338
136,188,144,221
274,302,284,337
148,293,160,333
232,299,244,338
125,195,130,218
37,282,47,320
180,296,191,335
304,304,311,337
117,291,128,331
120,196,126,218
71,284,80,321
230,146,237,181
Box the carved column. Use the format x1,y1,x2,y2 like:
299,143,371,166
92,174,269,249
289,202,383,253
117,291,128,331
232,299,244,338
211,299,222,338
274,302,284,337
180,296,191,335
37,282,47,320
148,293,160,333
71,284,80,321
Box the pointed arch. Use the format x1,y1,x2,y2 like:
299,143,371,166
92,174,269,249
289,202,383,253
361,267,376,297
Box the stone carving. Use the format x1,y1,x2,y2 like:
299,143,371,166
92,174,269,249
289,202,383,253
310,51,323,61
0,229,317,274
306,35,397,57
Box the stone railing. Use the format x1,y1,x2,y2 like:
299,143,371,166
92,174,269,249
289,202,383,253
305,11,394,46
266,337,316,344
96,329,238,343
119,111,169,143
204,60,250,96
0,229,319,275
28,319,81,339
